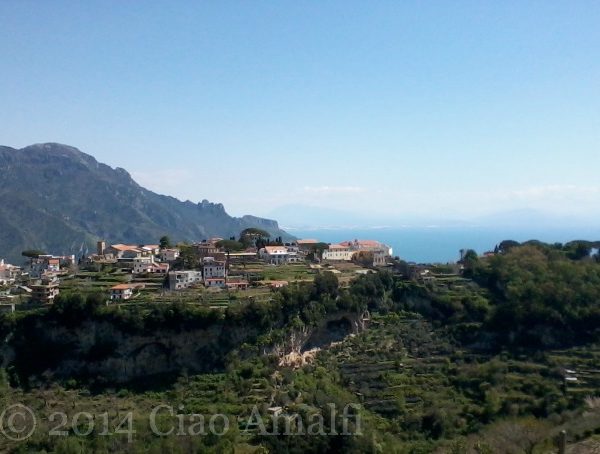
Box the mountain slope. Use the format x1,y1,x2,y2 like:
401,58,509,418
0,143,290,262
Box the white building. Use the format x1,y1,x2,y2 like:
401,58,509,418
159,248,180,262
132,257,169,274
132,256,153,274
322,244,354,261
105,244,144,259
110,283,145,300
168,270,203,290
30,276,60,304
322,240,392,266
0,260,21,285
259,246,289,265
28,255,75,278
203,258,227,279
205,277,226,288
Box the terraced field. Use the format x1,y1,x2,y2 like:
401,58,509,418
315,313,600,446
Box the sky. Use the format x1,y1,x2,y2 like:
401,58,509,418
1,1,599,226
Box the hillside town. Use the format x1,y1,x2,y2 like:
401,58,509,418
0,230,394,309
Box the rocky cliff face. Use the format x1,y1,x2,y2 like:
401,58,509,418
1,310,366,385
0,143,292,263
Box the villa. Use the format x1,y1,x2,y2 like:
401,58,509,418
110,283,145,301
322,239,392,266
259,245,289,265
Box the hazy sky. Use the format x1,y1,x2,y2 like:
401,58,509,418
1,1,599,223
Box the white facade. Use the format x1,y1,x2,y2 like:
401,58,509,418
259,246,290,265
205,277,226,288
322,240,392,266
28,255,74,278
203,259,227,279
0,260,20,285
132,256,169,274
322,246,355,261
133,256,153,274
159,248,180,262
110,284,144,300
168,271,203,290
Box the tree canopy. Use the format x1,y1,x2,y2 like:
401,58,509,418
21,249,46,258
216,239,245,252
159,235,171,249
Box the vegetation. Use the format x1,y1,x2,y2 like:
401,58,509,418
239,228,270,248
21,249,46,258
1,240,600,452
216,239,246,252
159,235,172,249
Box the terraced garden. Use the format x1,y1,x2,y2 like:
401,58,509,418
314,313,600,450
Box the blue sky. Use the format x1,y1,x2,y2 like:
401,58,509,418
1,1,599,224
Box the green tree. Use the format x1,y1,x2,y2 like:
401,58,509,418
159,235,171,249
21,249,46,258
216,239,245,252
497,240,520,254
312,271,339,300
239,228,270,248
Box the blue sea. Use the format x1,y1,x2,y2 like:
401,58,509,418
290,226,600,263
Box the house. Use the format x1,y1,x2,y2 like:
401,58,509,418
105,244,144,259
259,246,289,265
322,239,392,266
296,239,319,250
322,244,354,261
268,280,289,289
0,259,21,285
202,258,227,279
226,277,249,291
28,255,75,278
141,244,161,255
286,247,303,263
168,270,203,290
132,257,169,274
205,277,226,288
132,256,153,274
30,277,60,304
159,248,180,262
110,283,145,300
194,240,221,259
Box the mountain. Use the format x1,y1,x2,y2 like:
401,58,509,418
0,143,290,263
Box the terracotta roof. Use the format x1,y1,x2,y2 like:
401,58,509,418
110,244,141,252
227,278,248,284
111,283,144,290
149,263,169,269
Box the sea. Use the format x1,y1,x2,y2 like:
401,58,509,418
289,226,600,264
